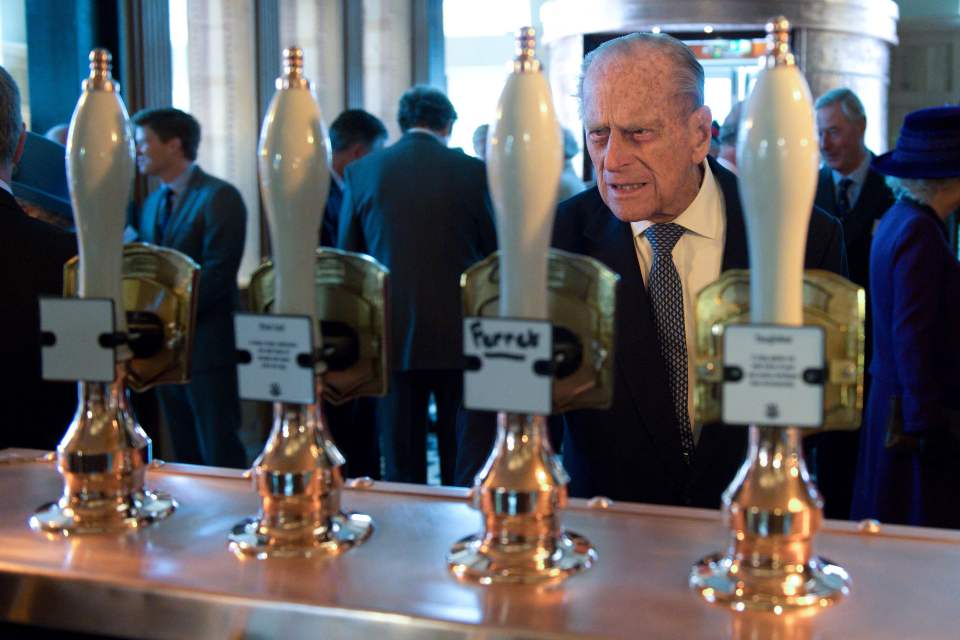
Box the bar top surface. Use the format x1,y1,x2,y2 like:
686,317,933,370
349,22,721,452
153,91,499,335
0,449,957,639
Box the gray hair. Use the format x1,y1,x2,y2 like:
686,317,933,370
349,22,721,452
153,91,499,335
578,33,704,116
885,176,960,206
815,88,866,124
0,65,22,165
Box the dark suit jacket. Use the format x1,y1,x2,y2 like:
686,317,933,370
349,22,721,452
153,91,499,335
0,188,78,450
457,158,847,508
337,131,497,371
320,177,342,247
814,161,894,289
129,166,246,372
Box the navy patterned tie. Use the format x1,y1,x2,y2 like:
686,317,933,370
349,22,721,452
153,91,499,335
155,187,174,242
836,177,853,218
646,223,695,461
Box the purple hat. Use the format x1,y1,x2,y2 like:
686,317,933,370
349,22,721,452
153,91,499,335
872,106,960,179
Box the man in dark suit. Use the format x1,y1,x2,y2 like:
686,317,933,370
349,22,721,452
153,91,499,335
322,109,387,248
814,88,895,290
0,65,77,451
127,108,247,468
455,33,846,508
338,86,497,485
321,109,386,479
811,88,895,519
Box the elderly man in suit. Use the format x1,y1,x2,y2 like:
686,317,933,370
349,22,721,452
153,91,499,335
0,65,77,452
455,33,847,508
338,86,497,485
810,88,895,519
814,89,894,290
127,107,247,468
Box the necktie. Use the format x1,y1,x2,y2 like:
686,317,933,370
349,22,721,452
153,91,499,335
836,177,853,218
646,223,695,462
155,187,174,241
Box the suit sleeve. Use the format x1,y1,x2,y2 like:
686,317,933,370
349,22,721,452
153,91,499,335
336,173,366,253
197,185,246,315
477,172,498,256
891,220,949,434
815,207,849,277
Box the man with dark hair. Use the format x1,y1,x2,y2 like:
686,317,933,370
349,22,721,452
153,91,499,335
810,88,895,519
319,109,386,479
338,85,497,485
322,109,387,247
0,65,77,451
456,33,847,508
127,107,247,468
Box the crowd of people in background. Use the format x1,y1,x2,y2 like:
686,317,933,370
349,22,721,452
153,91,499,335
2,27,959,530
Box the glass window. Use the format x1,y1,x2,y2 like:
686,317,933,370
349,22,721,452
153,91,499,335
0,0,29,128
168,0,261,285
443,0,533,156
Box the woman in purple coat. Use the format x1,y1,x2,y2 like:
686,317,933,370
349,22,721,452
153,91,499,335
851,106,960,528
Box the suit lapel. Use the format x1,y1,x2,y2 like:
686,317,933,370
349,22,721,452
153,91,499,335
583,201,689,486
846,165,884,238
710,157,749,271
814,166,835,215
141,190,161,244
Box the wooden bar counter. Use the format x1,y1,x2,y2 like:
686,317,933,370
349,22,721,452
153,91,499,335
0,449,957,639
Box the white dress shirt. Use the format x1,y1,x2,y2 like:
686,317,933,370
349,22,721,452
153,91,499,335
630,161,727,441
0,177,12,196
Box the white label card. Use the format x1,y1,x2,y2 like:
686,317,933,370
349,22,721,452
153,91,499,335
722,325,825,428
41,297,116,382
235,313,316,405
463,317,552,415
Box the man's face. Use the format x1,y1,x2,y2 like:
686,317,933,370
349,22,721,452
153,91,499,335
582,48,712,223
134,126,182,177
817,103,866,175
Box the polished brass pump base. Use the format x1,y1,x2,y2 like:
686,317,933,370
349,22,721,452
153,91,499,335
228,512,373,559
690,551,851,612
30,489,176,536
447,529,596,586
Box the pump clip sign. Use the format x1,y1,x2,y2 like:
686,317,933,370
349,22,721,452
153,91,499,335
462,317,552,415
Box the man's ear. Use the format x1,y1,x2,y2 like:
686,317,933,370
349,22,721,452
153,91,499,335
12,125,26,165
689,105,713,163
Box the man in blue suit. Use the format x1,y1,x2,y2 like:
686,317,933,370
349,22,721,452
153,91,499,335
321,109,386,479
127,108,247,468
455,33,847,508
338,87,497,485
321,109,386,248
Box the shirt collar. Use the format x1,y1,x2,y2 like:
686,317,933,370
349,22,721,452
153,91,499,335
630,160,723,241
831,150,870,188
406,127,448,146
0,177,12,196
162,162,196,194
331,168,343,189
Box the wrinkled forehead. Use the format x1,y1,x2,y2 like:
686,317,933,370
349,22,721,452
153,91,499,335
581,49,685,122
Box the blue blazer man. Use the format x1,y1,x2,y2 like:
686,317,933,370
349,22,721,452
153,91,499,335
128,108,247,468
456,157,848,508
338,88,497,485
